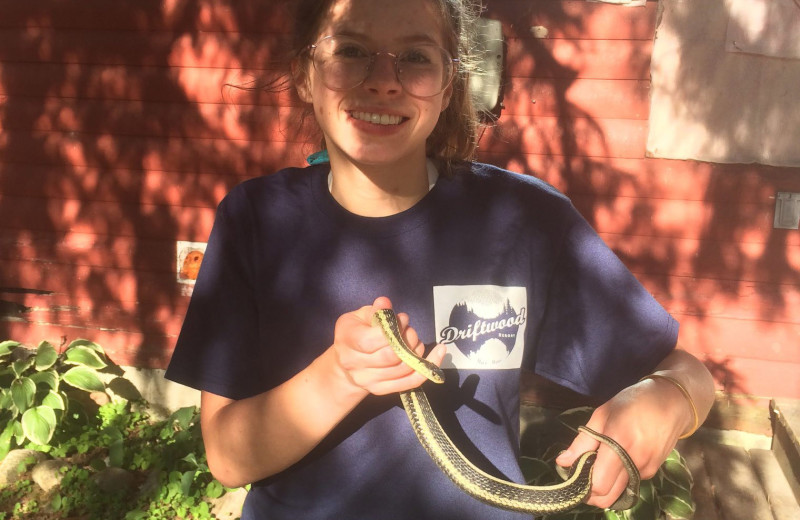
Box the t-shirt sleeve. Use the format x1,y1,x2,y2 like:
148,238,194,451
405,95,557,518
165,188,265,400
530,204,679,400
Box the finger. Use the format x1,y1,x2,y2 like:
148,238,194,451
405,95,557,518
586,462,629,509
556,429,601,468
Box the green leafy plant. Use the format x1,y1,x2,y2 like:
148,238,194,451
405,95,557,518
0,339,115,458
521,408,695,520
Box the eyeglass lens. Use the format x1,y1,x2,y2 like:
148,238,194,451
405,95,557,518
312,36,455,97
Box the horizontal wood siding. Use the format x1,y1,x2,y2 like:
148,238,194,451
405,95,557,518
1,0,798,399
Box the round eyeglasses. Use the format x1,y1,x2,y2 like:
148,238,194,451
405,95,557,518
308,35,459,98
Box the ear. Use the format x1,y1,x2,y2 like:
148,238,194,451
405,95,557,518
440,83,453,113
291,59,313,103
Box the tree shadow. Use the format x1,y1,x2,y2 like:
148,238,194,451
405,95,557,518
0,0,304,368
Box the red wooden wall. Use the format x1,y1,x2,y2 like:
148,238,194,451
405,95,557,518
1,0,799,400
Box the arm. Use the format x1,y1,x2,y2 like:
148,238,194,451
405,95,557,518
556,341,715,509
200,297,446,488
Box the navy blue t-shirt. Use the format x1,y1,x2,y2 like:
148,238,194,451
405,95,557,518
166,162,678,519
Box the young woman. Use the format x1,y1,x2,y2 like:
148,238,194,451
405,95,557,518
165,0,716,518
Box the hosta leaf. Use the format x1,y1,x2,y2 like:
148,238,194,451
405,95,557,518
11,420,25,445
30,369,59,391
0,420,15,460
0,340,20,357
12,357,35,377
35,341,59,370
42,389,66,410
658,493,695,520
64,345,107,369
67,339,106,355
62,366,105,392
0,388,13,410
22,405,57,445
11,376,36,412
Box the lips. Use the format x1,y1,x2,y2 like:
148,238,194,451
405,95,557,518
350,111,405,125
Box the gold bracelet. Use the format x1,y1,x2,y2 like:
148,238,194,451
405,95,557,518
640,373,700,439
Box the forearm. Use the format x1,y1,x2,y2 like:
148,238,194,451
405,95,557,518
200,346,367,488
645,344,716,437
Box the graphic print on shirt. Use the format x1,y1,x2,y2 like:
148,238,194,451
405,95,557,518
433,285,527,370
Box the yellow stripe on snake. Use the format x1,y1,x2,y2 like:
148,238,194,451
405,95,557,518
373,309,641,515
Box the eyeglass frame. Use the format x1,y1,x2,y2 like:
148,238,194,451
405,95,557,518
306,35,461,98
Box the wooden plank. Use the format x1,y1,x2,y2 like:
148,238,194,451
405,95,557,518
0,196,217,240
0,29,289,69
605,234,800,285
0,97,310,142
0,62,298,105
484,0,657,41
0,231,185,273
0,130,309,174
481,116,648,159
501,78,651,120
477,154,800,204
505,38,654,80
0,0,292,34
0,164,244,210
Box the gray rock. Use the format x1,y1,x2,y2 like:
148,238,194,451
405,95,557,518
31,459,69,491
0,449,47,487
210,487,248,519
92,466,136,494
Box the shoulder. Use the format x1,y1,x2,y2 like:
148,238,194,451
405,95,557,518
456,162,570,202
448,162,573,220
217,164,325,215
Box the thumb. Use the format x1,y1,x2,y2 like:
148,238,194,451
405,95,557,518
556,428,601,468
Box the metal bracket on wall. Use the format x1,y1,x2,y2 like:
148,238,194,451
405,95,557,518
774,192,800,230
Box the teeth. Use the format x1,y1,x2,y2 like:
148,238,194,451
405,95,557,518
352,111,402,125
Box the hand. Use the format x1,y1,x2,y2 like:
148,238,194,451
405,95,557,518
331,296,446,396
555,377,691,509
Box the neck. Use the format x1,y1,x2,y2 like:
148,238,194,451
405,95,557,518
327,149,431,217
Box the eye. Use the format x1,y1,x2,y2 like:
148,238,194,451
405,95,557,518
332,42,369,59
400,48,434,65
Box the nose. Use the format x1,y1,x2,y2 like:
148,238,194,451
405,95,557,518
363,53,401,94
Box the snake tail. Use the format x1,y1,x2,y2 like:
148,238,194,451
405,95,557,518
401,389,596,514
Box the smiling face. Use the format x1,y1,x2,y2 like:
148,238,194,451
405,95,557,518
295,0,453,171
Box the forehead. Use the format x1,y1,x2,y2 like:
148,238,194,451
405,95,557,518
317,0,447,47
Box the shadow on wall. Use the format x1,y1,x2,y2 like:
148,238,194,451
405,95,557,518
0,0,311,368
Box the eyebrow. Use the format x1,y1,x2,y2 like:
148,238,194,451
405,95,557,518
332,30,442,47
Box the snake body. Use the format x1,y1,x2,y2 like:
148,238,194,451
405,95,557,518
373,309,640,515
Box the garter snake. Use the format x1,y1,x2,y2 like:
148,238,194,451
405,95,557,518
373,309,640,514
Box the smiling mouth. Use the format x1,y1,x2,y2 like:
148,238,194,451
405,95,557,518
350,111,406,125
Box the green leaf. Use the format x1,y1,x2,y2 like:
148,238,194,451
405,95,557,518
64,345,107,369
30,369,59,391
34,341,59,370
0,340,20,357
42,389,66,411
11,376,36,412
0,420,16,460
0,388,13,410
62,366,105,392
67,338,106,355
170,406,197,430
12,357,35,377
10,419,24,445
658,493,695,520
21,405,57,445
206,480,224,499
180,470,196,496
